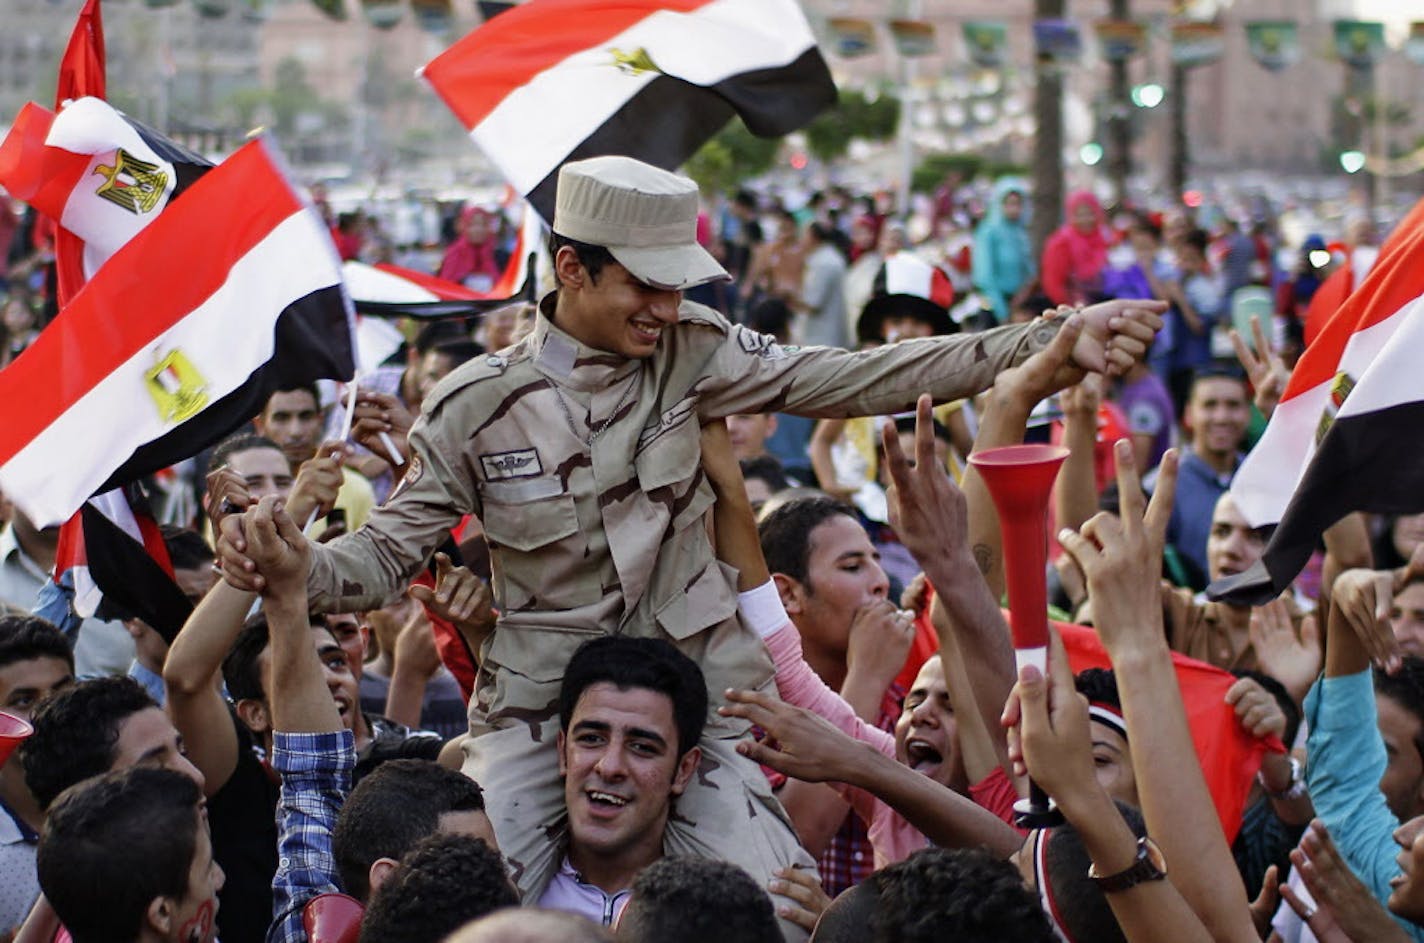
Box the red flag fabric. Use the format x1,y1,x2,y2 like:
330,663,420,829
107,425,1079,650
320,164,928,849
53,0,106,307
1212,197,1424,605
419,0,834,219
0,137,355,528
1056,620,1274,842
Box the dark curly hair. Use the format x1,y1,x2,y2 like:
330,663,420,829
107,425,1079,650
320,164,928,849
21,676,157,810
333,759,486,902
619,855,780,943
357,834,516,943
871,847,1054,943
1375,655,1424,761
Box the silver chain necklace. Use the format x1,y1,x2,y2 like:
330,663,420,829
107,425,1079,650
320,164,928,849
552,368,640,444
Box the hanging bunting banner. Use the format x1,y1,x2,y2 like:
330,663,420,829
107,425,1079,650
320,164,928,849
963,21,1007,69
1171,21,1225,67
1094,19,1146,61
1333,20,1385,68
889,20,936,58
1245,20,1299,71
1408,23,1424,66
410,0,452,33
827,18,876,59
1034,19,1083,66
361,0,401,28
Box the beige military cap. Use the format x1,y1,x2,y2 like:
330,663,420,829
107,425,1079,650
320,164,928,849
552,155,730,291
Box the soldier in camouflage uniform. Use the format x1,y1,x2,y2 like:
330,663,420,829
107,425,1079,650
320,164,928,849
218,156,1163,938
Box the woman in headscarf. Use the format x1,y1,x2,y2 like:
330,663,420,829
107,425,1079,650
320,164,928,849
438,205,505,292
972,177,1035,324
1041,190,1110,306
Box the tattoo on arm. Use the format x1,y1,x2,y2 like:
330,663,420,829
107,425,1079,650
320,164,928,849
973,544,994,577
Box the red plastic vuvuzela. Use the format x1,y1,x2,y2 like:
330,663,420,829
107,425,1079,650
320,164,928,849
302,893,364,943
969,443,1069,829
0,711,33,767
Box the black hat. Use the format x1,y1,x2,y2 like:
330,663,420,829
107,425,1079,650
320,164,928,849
856,253,957,344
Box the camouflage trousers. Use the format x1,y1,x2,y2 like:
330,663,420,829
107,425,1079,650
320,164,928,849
463,718,818,941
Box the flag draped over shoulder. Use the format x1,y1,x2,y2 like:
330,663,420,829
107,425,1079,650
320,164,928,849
0,137,355,528
1210,198,1424,606
420,0,836,219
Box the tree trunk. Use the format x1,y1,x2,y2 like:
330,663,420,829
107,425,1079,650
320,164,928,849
1031,0,1066,258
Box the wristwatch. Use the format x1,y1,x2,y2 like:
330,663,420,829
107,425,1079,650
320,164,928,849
1089,836,1168,892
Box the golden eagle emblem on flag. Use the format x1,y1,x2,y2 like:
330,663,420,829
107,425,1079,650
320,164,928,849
144,348,209,424
93,148,168,215
610,47,662,76
1314,370,1356,445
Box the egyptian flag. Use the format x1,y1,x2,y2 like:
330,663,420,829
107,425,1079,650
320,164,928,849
1302,245,1380,349
1210,198,1424,606
0,136,355,528
344,208,542,319
0,98,213,287
53,0,106,306
420,0,836,219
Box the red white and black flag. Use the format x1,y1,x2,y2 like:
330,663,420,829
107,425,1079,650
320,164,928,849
0,97,213,284
0,136,355,528
420,0,836,219
1210,198,1424,606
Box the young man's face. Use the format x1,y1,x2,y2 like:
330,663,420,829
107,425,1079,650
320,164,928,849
417,350,458,402
725,414,775,461
254,625,361,735
558,682,699,876
893,656,965,792
1205,495,1266,583
1088,719,1136,807
558,256,682,360
0,655,73,725
224,446,294,502
1185,377,1249,459
254,390,322,470
787,515,889,659
325,613,368,680
1390,815,1424,922
164,808,224,943
1378,693,1424,823
112,707,206,793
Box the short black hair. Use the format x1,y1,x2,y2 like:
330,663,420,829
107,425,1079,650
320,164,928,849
207,432,284,478
619,856,780,943
1376,656,1424,761
264,383,321,413
21,676,157,810
871,847,1054,943
413,320,469,355
812,881,882,943
549,232,617,285
890,414,950,443
1039,802,1147,943
1182,227,1211,255
0,614,73,674
334,759,487,902
222,610,330,705
160,524,214,572
758,495,859,586
1074,668,1122,711
357,834,516,943
38,767,203,943
745,298,792,341
559,636,707,758
739,455,789,495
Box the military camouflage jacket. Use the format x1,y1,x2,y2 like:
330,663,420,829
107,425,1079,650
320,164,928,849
307,294,1064,732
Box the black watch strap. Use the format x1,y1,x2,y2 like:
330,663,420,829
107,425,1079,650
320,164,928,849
1089,837,1168,893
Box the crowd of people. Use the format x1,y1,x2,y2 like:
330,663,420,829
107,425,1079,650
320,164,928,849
0,150,1418,943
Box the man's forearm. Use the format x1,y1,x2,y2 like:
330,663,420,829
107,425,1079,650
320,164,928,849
164,580,256,695
843,744,1022,857
269,595,342,734
922,555,1015,743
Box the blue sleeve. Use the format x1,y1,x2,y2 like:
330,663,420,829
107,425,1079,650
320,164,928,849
1305,672,1424,941
266,730,356,943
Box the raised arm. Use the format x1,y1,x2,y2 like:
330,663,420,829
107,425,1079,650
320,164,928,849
1013,628,1214,943
1057,443,1259,943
